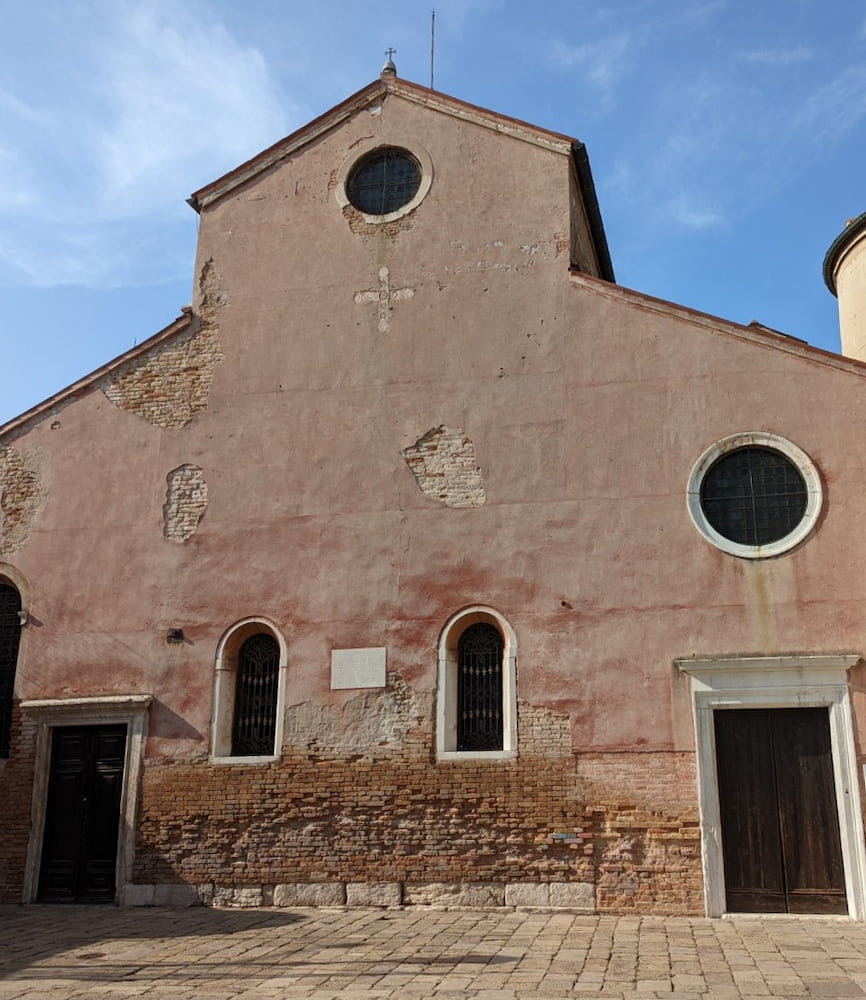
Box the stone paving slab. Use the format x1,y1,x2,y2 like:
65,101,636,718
1,906,866,998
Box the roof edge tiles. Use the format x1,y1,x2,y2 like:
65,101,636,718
824,212,866,295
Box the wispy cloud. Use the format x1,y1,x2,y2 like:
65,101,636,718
664,194,724,230
0,0,294,288
740,46,813,65
550,34,633,105
93,2,292,214
793,64,866,145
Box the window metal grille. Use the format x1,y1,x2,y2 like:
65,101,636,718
232,634,279,756
457,623,504,752
346,147,421,215
0,584,22,758
700,447,808,547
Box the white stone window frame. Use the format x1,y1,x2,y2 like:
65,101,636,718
335,140,434,224
676,654,866,920
686,431,823,559
211,617,288,764
436,606,517,762
19,693,152,904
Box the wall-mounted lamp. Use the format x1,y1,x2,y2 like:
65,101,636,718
166,628,185,644
17,609,29,626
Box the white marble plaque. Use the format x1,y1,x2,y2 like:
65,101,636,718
330,647,386,689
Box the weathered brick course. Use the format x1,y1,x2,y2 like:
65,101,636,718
0,708,38,902
131,688,702,914
100,259,225,428
0,446,45,556
402,426,487,507
163,464,208,541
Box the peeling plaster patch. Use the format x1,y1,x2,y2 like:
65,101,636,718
198,258,228,311
100,260,225,428
163,465,208,542
284,673,430,754
402,426,486,508
342,203,415,237
0,446,45,556
445,239,551,276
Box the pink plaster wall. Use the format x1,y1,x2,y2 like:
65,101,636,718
4,84,866,768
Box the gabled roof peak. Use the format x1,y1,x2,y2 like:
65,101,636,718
188,75,581,214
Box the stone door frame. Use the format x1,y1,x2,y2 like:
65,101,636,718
20,694,152,904
676,654,866,919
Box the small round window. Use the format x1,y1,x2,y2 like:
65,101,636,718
346,147,421,216
687,433,822,558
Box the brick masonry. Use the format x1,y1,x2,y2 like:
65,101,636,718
100,259,225,428
130,676,703,915
163,465,208,542
0,708,37,902
402,426,487,508
0,445,45,557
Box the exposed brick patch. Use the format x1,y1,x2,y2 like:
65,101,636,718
519,702,573,757
0,707,38,902
402,426,487,508
163,465,208,542
284,672,429,754
577,753,703,915
342,204,415,237
100,260,225,428
0,446,45,556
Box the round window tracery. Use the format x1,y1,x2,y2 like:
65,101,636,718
687,433,822,558
346,147,421,216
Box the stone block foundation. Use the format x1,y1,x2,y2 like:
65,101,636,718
123,880,597,911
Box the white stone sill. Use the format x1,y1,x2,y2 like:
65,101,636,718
436,751,517,763
210,755,280,766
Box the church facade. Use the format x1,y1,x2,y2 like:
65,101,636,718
3,66,866,916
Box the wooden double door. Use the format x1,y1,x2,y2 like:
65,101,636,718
38,725,127,903
714,707,847,914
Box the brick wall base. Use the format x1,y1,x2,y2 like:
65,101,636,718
132,748,703,916
1,700,704,914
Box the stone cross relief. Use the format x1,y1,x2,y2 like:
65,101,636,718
354,266,414,332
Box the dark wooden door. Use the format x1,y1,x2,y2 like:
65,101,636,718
714,708,846,914
38,725,127,903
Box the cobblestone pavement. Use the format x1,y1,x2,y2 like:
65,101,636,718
2,906,866,999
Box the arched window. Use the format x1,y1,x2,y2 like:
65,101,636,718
437,607,517,760
457,623,504,751
0,582,23,758
212,619,287,762
231,634,280,756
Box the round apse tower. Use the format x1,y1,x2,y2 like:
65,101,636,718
825,213,866,362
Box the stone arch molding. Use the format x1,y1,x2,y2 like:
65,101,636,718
436,605,517,761
211,617,288,763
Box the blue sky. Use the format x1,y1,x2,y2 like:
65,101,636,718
1,0,865,424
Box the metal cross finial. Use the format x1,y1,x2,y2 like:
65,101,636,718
385,47,396,60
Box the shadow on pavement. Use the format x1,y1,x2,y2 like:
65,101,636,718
0,905,305,980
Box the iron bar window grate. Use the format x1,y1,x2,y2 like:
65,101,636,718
346,147,421,215
700,447,808,547
232,633,279,756
457,622,504,752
